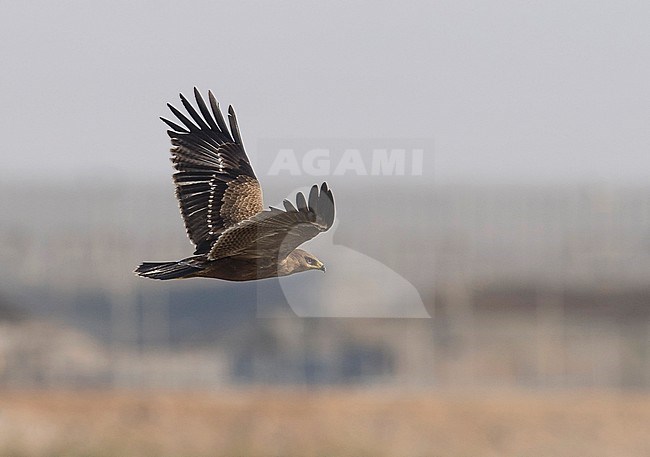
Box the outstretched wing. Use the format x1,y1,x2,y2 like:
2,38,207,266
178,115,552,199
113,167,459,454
162,88,263,253
208,183,335,261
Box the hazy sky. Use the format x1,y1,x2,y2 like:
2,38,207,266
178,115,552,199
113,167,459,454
1,0,649,185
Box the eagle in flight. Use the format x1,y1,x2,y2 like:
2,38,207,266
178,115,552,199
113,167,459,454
135,88,335,281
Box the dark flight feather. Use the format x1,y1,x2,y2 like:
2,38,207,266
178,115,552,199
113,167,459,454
194,88,219,131
209,91,231,138
160,117,188,133
180,93,210,130
167,103,199,132
283,199,297,212
228,106,243,146
296,192,307,211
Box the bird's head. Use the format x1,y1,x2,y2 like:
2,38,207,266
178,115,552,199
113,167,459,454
287,248,326,274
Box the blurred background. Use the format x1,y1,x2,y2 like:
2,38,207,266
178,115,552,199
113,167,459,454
1,1,650,456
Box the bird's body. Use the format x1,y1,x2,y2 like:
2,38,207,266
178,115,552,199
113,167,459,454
138,249,321,282
135,89,335,281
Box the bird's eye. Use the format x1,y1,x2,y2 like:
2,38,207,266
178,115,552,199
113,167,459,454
305,257,316,265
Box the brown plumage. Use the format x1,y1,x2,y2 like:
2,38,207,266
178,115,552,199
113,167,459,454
135,88,335,281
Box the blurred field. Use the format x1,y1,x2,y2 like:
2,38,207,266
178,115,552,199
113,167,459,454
1,389,649,457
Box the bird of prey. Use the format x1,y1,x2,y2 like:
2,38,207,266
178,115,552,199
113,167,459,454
135,89,335,281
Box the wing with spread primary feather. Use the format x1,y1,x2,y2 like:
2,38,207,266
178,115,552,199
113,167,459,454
162,88,263,253
208,183,335,261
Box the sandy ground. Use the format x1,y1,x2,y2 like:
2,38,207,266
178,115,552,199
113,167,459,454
1,389,649,457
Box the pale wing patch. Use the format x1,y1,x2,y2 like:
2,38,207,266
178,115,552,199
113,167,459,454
219,175,264,230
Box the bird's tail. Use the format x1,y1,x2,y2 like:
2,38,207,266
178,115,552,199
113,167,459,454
134,258,206,280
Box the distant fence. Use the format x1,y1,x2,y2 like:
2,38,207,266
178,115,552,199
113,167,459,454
1,182,649,389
